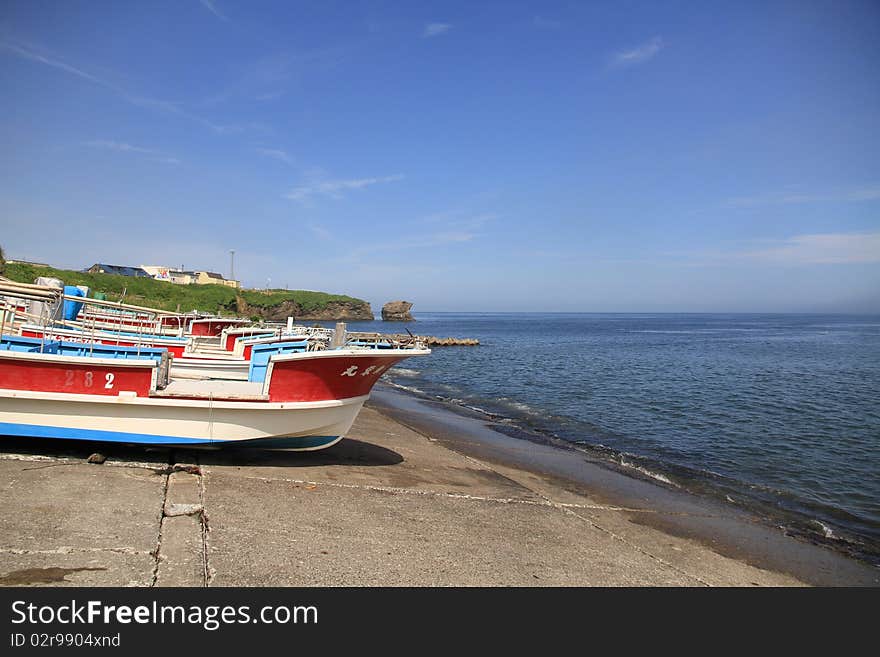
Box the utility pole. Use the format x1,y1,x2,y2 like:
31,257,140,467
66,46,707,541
229,250,235,281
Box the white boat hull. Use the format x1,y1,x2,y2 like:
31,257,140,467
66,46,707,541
0,388,367,450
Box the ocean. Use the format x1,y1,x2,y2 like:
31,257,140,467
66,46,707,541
329,313,880,564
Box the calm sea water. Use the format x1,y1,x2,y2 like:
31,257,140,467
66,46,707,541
332,313,880,562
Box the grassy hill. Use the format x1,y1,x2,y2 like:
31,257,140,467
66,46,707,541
2,262,371,318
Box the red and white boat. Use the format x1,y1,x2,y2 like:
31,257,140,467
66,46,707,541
0,334,429,450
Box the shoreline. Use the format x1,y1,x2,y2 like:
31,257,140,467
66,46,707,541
378,363,880,569
369,384,879,586
0,387,876,586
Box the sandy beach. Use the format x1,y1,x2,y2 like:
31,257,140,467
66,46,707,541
1,384,875,587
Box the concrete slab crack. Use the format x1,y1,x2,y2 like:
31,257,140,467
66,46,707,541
230,472,719,517
149,453,211,587
197,457,213,586
149,454,173,588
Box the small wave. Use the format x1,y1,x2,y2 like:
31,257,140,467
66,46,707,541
389,367,420,378
627,330,701,334
385,381,425,395
810,519,838,540
618,458,680,487
626,329,759,334
497,397,539,415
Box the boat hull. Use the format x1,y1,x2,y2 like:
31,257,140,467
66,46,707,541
0,388,366,450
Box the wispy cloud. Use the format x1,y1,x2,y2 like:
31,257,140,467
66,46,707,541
421,210,496,232
255,90,284,102
196,45,351,109
1,38,117,89
533,16,561,29
308,223,332,240
739,232,880,265
199,0,229,22
356,231,475,254
611,36,663,67
423,23,452,38
255,148,293,164
285,173,404,202
84,140,155,154
84,140,180,164
670,231,880,266
1,36,259,136
345,211,495,257
127,95,248,134
726,185,880,208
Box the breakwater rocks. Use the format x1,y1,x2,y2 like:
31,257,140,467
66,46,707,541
384,334,479,346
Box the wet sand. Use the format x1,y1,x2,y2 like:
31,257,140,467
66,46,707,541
0,385,876,586
370,386,879,586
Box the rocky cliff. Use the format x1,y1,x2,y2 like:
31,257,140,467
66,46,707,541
234,297,374,321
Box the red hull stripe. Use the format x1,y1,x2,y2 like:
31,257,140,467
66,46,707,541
267,354,410,402
0,359,153,396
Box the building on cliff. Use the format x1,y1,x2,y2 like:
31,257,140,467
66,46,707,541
85,263,151,277
140,265,240,289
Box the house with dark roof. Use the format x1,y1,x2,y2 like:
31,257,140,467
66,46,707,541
193,271,240,289
85,263,151,277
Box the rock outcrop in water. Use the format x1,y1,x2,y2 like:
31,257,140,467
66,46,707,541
381,300,414,321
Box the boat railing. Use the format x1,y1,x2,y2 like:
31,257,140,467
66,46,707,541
345,331,427,350
0,334,173,389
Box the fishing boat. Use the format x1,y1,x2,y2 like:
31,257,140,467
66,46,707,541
0,333,428,450
0,279,430,450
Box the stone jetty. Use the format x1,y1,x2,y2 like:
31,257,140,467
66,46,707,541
349,331,479,346
397,334,479,346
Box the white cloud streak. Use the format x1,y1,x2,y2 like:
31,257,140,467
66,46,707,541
84,140,179,164
199,0,229,22
611,36,663,67
1,39,118,89
670,231,880,267
354,231,475,256
423,23,452,38
285,174,404,202
255,90,284,101
308,223,332,240
739,232,880,265
533,16,562,29
84,140,155,154
727,186,880,207
344,211,494,258
255,148,293,164
1,37,257,136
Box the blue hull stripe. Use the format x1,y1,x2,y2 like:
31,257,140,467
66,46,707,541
0,422,339,449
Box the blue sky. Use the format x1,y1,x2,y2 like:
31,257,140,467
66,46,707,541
1,0,879,312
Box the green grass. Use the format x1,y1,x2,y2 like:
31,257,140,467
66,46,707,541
239,289,364,313
3,263,367,315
